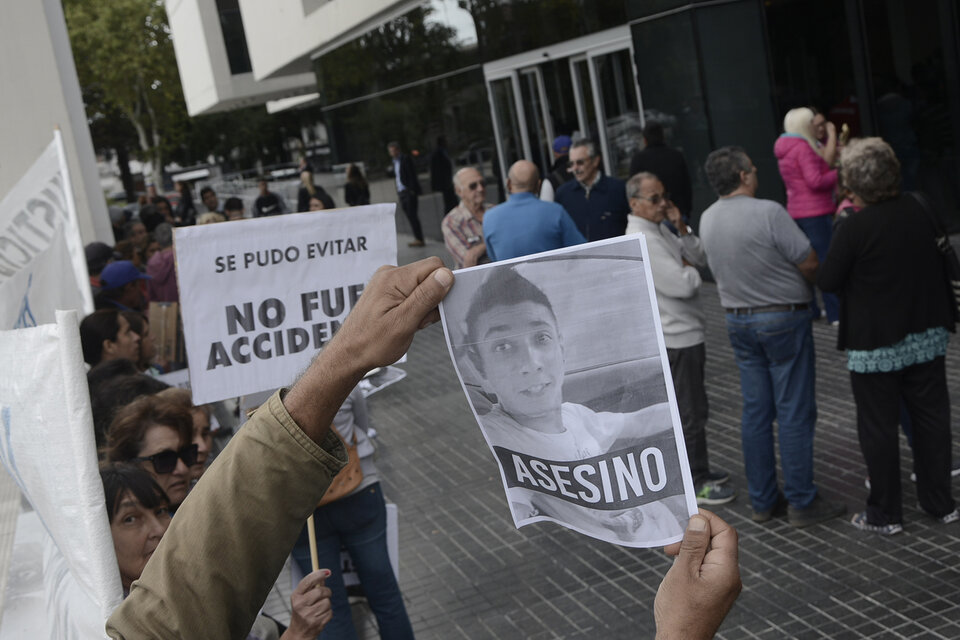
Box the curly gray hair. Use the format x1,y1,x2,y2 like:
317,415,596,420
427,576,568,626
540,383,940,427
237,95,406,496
839,137,901,205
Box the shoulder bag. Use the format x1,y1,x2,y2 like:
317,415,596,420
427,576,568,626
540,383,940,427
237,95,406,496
318,429,363,506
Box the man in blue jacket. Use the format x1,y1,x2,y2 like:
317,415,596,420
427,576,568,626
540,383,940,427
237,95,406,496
555,139,629,241
483,160,585,261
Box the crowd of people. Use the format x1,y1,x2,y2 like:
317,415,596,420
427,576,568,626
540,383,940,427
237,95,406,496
102,255,741,640
439,114,959,536
82,165,389,638
79,108,958,637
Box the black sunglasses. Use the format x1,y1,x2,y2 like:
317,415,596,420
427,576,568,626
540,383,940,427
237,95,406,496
133,443,199,474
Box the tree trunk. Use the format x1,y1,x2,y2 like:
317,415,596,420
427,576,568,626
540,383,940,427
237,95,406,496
116,144,135,202
151,149,164,192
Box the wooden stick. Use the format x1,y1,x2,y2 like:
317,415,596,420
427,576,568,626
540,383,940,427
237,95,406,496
307,514,320,572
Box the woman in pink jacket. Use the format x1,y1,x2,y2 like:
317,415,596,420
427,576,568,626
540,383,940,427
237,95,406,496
774,107,839,324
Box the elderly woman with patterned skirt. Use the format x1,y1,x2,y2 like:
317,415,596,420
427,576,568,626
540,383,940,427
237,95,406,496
819,137,957,535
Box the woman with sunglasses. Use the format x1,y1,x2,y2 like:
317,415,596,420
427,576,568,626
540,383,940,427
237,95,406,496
155,387,214,484
105,394,196,508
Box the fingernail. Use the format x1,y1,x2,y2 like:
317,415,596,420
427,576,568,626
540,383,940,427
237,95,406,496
688,515,707,531
434,268,453,288
322,569,331,577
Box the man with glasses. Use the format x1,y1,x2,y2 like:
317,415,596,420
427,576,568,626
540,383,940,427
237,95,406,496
441,167,492,268
555,139,630,241
482,160,585,262
626,172,735,507
699,146,844,528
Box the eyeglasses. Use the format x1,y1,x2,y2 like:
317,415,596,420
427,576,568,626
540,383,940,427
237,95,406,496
133,443,199,474
635,193,670,205
467,181,483,191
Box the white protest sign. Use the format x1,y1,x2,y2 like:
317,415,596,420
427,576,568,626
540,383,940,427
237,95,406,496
439,236,698,548
0,132,93,329
0,310,123,634
176,205,397,404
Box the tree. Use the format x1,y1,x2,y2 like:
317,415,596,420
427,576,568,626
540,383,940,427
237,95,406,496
64,0,187,189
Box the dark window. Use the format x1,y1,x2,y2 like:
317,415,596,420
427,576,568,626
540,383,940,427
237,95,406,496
216,0,252,75
862,0,960,223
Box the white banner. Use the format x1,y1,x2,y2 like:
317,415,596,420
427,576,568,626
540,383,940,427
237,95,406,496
0,311,123,635
176,205,398,404
439,236,698,548
0,132,93,329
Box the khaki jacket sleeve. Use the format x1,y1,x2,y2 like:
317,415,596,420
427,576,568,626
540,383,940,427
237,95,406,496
106,390,347,640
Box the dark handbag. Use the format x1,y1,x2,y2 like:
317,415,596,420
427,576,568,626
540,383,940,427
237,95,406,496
910,191,960,321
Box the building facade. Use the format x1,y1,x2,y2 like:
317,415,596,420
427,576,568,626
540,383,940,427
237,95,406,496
172,0,960,228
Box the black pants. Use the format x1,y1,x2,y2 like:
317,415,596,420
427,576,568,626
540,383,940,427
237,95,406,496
668,343,710,484
850,356,954,524
398,190,423,241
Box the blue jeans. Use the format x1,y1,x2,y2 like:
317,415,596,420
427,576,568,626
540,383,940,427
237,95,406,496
726,310,818,511
795,215,839,322
292,483,414,640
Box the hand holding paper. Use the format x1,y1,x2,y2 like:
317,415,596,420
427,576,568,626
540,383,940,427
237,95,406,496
654,510,742,640
332,257,454,372
285,257,454,444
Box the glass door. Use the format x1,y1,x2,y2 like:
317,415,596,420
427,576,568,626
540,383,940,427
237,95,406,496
571,57,600,147
487,76,524,185
519,68,552,175
592,48,643,178
483,26,641,182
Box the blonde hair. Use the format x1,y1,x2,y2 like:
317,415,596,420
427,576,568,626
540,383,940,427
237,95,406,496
300,170,316,196
783,107,818,149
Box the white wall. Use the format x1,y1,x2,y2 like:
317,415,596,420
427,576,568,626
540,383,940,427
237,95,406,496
238,0,420,80
0,0,113,245
165,0,318,116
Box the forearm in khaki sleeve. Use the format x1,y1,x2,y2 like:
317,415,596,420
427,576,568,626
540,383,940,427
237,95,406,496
106,390,347,640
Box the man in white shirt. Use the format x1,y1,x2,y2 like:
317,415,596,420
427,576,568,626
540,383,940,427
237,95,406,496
626,172,735,506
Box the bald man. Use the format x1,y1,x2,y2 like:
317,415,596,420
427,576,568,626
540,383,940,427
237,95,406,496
441,167,493,268
482,160,586,262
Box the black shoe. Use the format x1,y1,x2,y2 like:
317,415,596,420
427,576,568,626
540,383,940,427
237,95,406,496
788,494,846,528
751,494,788,523
698,469,731,485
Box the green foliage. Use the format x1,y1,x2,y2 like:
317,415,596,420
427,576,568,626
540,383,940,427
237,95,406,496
64,0,188,182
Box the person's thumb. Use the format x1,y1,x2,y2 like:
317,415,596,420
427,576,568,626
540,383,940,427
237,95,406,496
675,515,711,578
409,266,454,317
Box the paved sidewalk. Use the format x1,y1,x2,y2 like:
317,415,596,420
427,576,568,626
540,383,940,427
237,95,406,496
4,232,960,638
286,235,960,639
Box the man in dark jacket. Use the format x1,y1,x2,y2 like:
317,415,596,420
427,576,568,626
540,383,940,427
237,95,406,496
629,122,692,221
388,141,425,247
430,135,458,213
555,139,629,241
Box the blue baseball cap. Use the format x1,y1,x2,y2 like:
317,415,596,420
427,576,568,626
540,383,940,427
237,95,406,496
99,260,151,289
552,135,572,154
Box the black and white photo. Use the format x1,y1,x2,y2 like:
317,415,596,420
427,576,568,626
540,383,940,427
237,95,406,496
440,237,698,548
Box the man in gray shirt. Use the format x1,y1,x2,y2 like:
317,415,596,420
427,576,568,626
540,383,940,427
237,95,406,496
699,146,844,528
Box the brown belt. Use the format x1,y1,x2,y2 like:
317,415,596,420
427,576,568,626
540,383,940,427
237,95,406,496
725,303,810,315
